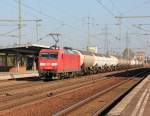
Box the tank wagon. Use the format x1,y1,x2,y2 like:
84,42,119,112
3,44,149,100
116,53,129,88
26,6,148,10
38,47,142,79
72,50,96,74
94,54,106,73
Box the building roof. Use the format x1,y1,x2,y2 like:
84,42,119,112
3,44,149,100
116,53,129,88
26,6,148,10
0,43,50,55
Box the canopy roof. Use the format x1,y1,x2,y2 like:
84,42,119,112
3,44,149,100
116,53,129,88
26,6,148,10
0,44,49,55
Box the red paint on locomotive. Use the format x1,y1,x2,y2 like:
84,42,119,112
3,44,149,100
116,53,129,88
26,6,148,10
38,48,80,78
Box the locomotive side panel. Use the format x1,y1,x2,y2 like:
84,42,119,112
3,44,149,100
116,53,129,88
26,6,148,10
61,53,80,72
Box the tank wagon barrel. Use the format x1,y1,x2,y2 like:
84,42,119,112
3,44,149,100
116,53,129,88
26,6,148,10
73,50,96,74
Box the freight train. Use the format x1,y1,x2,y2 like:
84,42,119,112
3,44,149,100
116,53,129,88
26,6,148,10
38,47,143,79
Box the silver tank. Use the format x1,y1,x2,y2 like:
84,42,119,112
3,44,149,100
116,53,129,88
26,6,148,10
73,50,96,68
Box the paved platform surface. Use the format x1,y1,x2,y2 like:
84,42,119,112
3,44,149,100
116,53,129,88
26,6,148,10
0,71,39,80
107,75,150,116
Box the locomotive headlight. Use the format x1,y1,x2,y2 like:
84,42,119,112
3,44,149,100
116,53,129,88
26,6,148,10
40,63,46,66
51,63,58,66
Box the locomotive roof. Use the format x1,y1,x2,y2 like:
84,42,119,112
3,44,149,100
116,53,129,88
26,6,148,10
63,49,77,54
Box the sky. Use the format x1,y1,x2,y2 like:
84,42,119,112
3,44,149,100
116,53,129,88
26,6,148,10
0,0,150,56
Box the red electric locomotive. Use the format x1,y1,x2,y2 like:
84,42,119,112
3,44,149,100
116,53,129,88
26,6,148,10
38,47,80,79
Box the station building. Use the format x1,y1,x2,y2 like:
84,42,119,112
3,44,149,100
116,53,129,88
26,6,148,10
0,44,49,73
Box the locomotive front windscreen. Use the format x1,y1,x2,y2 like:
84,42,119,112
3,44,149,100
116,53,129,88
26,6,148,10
40,52,58,59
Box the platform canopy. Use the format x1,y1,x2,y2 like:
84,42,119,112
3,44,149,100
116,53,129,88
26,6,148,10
0,44,49,55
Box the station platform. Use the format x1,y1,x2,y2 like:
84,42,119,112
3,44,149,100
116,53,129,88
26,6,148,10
108,75,150,116
0,71,39,80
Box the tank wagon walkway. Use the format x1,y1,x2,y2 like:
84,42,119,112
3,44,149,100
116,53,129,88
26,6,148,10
108,75,150,116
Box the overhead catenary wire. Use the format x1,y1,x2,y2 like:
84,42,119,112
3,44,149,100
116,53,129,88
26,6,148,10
0,28,19,37
36,24,65,42
13,0,85,35
13,0,64,24
1,0,42,22
122,0,150,15
109,0,121,14
95,0,115,17
9,0,90,46
36,22,86,43
0,23,26,37
42,0,80,22
132,24,150,33
113,0,150,41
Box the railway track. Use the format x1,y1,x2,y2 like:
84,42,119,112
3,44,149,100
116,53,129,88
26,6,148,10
0,69,129,111
0,67,137,92
0,76,111,110
55,68,150,116
0,68,149,116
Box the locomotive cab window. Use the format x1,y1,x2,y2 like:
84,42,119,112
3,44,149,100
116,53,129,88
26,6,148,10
40,52,58,59
40,53,49,59
49,53,58,59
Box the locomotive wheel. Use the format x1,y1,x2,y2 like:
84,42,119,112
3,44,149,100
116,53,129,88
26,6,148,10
43,74,53,81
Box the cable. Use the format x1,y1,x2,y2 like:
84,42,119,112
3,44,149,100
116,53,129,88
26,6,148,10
0,24,26,37
13,0,64,24
0,24,18,27
122,0,150,15
42,0,80,21
109,0,121,14
13,0,87,35
0,28,18,36
36,24,65,42
95,0,115,17
132,25,150,33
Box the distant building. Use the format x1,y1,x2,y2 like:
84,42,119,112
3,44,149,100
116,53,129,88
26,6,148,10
136,52,145,63
87,46,98,53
